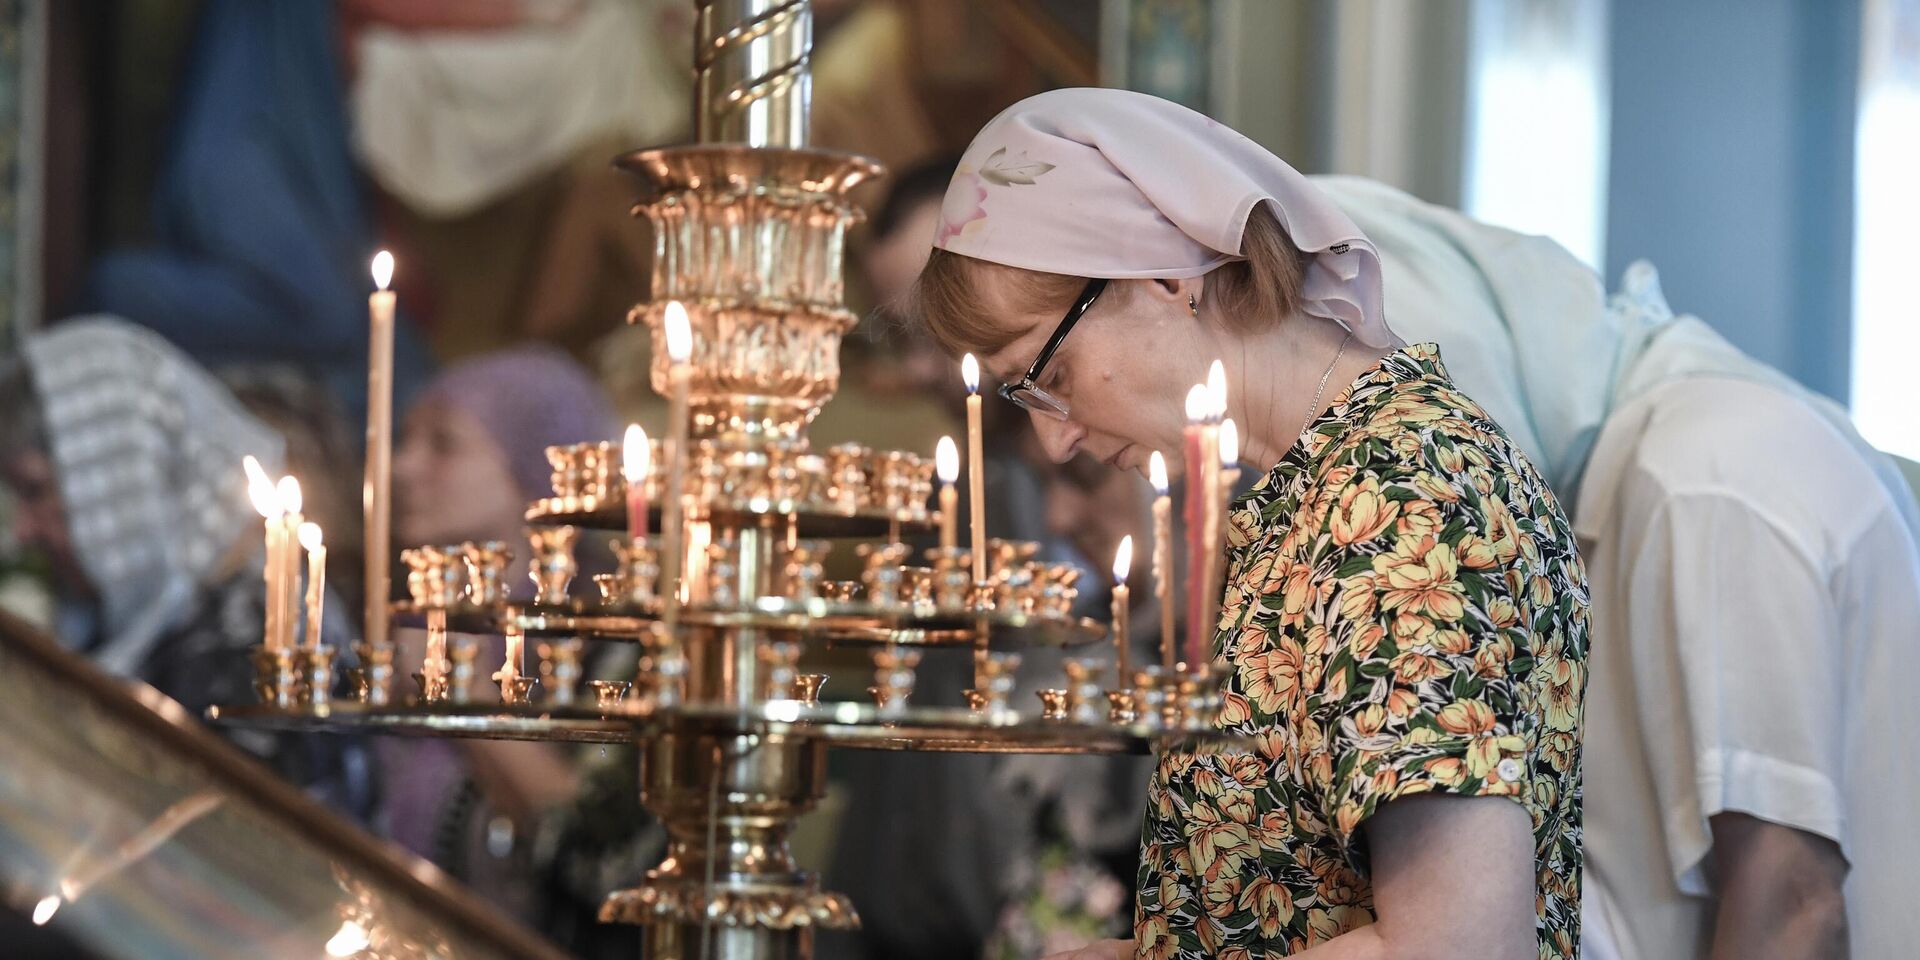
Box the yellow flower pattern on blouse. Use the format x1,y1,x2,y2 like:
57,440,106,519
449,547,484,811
1136,345,1588,959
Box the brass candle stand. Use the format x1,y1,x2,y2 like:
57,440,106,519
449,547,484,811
212,3,1241,957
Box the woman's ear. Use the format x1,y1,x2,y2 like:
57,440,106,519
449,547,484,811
1146,275,1205,308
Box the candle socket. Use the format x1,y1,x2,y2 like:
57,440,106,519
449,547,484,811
778,539,829,602
250,646,301,709
1035,689,1070,721
640,649,689,708
608,536,663,607
820,580,861,604
705,535,741,607
1131,665,1177,730
926,546,972,609
527,526,579,605
588,679,631,710
1104,690,1139,725
759,640,803,700
793,673,827,706
298,645,337,707
856,543,911,610
870,647,922,716
542,639,584,706
461,541,512,606
1037,564,1082,619
967,652,1022,720
499,675,539,706
1062,659,1107,724
447,637,480,705
352,642,395,706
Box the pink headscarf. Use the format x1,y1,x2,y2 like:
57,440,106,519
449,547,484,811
933,87,1395,348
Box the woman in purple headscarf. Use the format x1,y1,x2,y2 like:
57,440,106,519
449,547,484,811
385,345,659,957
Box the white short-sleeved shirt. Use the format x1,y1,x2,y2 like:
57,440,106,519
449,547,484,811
1575,375,1920,959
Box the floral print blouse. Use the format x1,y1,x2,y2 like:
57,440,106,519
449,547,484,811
1135,344,1588,959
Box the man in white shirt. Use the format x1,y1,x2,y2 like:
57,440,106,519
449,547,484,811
1315,176,1920,958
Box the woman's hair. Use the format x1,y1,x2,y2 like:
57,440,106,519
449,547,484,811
911,199,1314,357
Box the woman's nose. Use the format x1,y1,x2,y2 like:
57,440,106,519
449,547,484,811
1028,412,1084,464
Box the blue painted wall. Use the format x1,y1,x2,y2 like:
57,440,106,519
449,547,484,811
1605,0,1860,401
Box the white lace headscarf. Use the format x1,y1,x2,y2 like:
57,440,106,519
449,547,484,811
23,317,284,672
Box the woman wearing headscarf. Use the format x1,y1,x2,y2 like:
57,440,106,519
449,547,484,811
385,345,659,957
0,317,371,816
914,89,1588,960
1307,177,1920,959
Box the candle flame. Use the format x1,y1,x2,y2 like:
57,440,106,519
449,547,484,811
1219,418,1239,467
247,461,282,519
298,522,323,552
326,920,371,957
961,354,980,393
371,250,394,291
32,895,59,926
935,436,959,483
664,301,693,363
1185,384,1209,422
622,424,651,482
1113,534,1133,582
1149,451,1169,493
277,476,303,515
1206,360,1227,419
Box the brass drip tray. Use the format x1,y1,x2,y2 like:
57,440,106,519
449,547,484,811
527,496,930,538
387,598,1107,647
207,699,1253,756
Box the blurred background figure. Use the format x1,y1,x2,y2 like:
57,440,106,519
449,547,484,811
0,317,372,817
78,0,433,420
386,344,659,959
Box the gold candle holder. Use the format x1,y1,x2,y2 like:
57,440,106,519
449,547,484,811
588,679,631,711
299,645,337,708
447,637,480,705
250,645,300,709
965,652,1021,720
461,540,512,606
870,647,922,715
527,526,579,605
1035,689,1070,721
352,641,394,706
793,673,827,706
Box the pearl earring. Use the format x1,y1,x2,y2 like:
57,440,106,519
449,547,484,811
1188,295,1199,318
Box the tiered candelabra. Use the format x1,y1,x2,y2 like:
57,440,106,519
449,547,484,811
210,3,1233,957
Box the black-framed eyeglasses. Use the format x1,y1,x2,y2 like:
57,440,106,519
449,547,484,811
996,278,1107,420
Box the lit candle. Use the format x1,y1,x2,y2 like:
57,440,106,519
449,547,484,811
1182,383,1209,668
365,251,396,651
1219,417,1242,495
1111,535,1133,688
623,423,651,541
276,476,304,653
1191,362,1228,669
1150,451,1174,670
962,354,988,688
934,435,959,550
244,457,284,650
660,302,694,634
298,522,325,649
961,355,986,588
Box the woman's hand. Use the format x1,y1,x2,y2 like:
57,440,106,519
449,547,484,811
1041,939,1131,960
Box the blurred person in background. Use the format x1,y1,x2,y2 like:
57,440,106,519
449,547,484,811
0,317,372,819
81,0,433,420
1312,175,1920,960
386,344,660,958
346,0,692,362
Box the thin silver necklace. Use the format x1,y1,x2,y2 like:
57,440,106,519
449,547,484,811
1299,332,1353,445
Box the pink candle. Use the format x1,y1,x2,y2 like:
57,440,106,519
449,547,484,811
623,423,651,541
1182,383,1209,668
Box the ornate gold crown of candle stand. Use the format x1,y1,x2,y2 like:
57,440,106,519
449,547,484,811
210,2,1236,957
